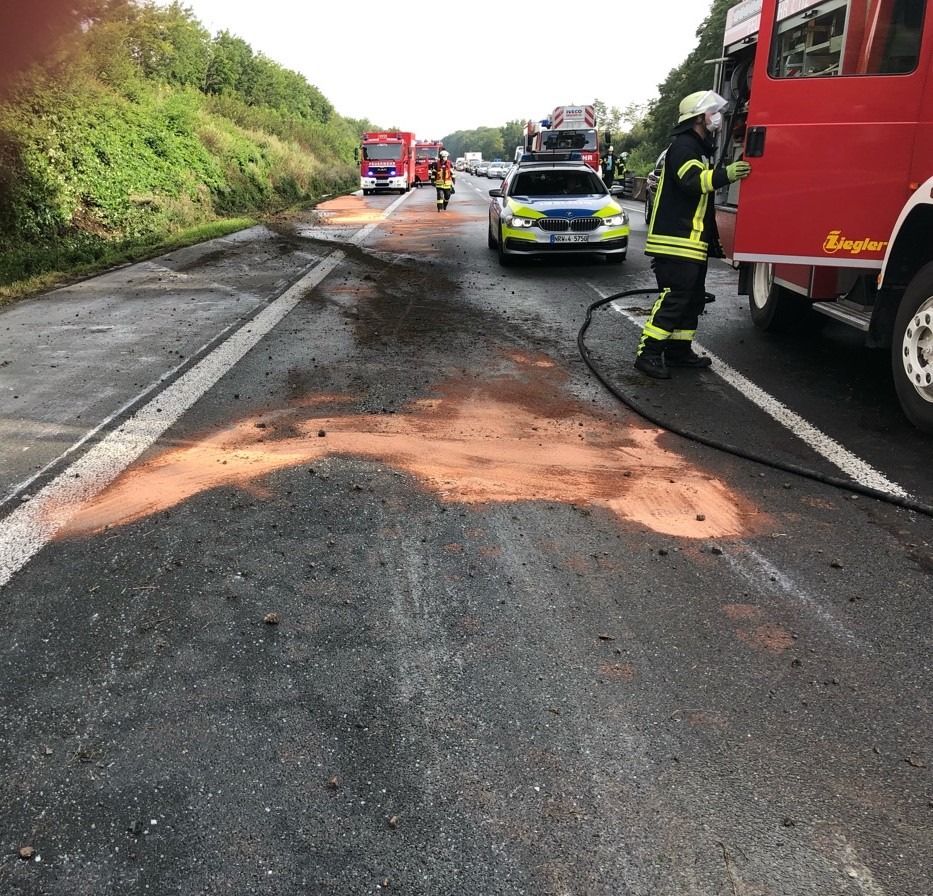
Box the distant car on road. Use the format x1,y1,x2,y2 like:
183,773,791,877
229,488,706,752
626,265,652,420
476,162,490,177
486,162,510,180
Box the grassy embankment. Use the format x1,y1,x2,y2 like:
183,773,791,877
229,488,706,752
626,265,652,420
0,1,369,305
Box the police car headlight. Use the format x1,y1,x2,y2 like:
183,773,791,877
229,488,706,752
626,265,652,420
506,215,536,228
603,211,628,227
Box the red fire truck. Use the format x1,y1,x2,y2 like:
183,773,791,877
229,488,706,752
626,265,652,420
522,105,603,173
715,0,933,433
358,132,416,195
414,140,444,187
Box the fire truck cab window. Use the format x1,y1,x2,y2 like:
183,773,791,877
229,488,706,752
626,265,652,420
363,146,402,160
771,0,925,78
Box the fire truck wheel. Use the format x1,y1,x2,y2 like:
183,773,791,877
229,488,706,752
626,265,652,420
892,262,933,434
748,262,809,332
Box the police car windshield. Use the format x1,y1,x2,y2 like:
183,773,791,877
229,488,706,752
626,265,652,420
511,170,605,197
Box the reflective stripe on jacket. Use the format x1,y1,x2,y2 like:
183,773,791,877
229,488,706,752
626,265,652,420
645,129,730,263
434,160,453,188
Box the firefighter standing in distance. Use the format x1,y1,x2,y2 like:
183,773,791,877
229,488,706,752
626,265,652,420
615,152,629,193
602,145,615,189
634,90,751,379
434,150,454,211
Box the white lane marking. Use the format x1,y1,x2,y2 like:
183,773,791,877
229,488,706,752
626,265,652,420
590,286,909,497
2,351,193,510
1,294,257,512
350,188,411,244
0,251,345,587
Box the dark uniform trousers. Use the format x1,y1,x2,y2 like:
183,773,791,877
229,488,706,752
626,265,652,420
641,256,708,358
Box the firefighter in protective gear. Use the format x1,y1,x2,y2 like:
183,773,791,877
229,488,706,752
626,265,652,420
435,150,454,211
602,145,615,189
615,151,628,190
634,90,752,379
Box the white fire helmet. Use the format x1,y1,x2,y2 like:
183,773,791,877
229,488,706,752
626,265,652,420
677,90,727,124
439,150,450,159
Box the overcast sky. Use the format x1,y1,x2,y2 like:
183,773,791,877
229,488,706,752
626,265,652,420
166,0,715,138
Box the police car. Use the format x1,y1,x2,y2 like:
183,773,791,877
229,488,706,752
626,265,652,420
487,152,629,266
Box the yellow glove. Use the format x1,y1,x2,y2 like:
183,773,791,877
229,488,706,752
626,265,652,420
726,160,751,182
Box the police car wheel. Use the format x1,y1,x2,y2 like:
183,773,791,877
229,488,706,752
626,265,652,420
892,261,933,434
488,224,496,250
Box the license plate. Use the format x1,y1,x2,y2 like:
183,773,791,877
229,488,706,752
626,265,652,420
550,234,588,243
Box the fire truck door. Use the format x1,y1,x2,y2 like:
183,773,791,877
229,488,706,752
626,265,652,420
733,0,930,268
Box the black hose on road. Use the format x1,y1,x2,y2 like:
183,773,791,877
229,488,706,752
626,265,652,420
578,289,933,519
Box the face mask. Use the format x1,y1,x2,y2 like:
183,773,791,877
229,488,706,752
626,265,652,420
705,111,723,132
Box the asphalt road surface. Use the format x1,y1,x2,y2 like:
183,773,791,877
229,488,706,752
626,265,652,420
1,177,931,896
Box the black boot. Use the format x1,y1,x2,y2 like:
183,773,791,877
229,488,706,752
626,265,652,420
633,353,671,379
665,345,712,368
